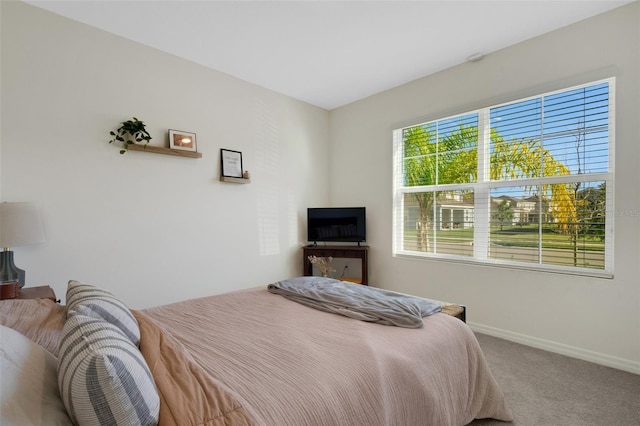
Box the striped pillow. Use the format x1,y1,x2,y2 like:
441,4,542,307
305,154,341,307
66,280,140,346
58,313,159,426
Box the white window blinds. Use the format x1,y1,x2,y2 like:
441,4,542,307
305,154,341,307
392,78,614,276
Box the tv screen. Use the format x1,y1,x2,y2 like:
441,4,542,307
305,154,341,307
307,207,366,243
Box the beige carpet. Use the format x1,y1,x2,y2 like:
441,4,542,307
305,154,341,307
469,333,640,426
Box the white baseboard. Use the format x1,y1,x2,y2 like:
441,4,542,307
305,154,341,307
468,322,640,375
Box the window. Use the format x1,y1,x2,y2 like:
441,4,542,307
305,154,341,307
393,79,614,276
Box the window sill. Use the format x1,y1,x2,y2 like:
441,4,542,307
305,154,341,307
393,251,613,279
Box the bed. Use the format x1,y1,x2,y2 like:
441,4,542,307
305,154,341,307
0,279,513,426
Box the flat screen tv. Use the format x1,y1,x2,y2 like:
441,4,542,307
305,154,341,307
307,207,366,244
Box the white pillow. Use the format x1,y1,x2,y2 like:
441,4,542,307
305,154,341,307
57,313,159,426
0,325,72,425
65,280,140,346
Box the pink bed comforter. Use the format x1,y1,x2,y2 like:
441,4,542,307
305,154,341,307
138,286,512,426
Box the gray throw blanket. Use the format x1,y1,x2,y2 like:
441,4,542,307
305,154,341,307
267,276,442,328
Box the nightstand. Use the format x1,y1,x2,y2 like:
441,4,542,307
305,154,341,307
441,304,466,323
17,285,58,302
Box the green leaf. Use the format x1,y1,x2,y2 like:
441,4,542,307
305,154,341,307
119,149,126,154
109,117,152,152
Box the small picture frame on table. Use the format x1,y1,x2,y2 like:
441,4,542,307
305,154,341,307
169,129,197,152
220,149,243,178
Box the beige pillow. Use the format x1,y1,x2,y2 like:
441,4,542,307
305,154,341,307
0,298,66,356
0,325,72,424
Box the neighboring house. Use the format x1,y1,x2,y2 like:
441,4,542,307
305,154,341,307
439,197,475,229
404,193,552,230
491,195,553,226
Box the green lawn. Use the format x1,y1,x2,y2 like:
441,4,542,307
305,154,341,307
407,224,605,252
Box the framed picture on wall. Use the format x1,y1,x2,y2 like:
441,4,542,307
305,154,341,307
169,129,197,152
220,149,243,178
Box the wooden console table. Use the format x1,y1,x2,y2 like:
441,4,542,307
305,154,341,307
303,245,369,285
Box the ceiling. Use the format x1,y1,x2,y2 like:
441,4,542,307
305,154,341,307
26,0,633,110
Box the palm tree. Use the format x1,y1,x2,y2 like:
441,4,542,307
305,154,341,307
403,124,575,251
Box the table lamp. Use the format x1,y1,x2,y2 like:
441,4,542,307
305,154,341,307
0,202,45,288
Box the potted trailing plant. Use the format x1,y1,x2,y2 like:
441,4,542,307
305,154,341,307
108,117,152,154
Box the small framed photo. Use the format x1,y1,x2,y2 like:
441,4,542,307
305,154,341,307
169,129,197,152
220,149,243,178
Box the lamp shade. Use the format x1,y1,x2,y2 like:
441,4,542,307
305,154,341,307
0,202,45,249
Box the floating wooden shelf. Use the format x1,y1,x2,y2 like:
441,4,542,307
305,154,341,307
220,176,251,184
127,144,202,158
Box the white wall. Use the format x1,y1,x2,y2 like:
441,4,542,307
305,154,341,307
329,3,640,373
0,1,330,307
2,1,638,374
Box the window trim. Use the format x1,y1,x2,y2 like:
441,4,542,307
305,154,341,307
392,77,615,278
